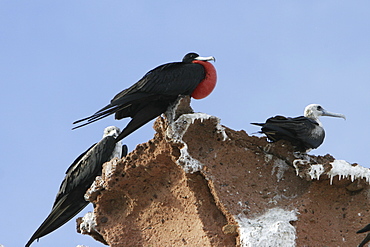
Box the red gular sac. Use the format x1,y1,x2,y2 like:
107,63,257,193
191,60,217,100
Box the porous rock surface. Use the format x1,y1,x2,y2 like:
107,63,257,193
77,101,370,247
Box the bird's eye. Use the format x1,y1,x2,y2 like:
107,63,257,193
317,106,322,111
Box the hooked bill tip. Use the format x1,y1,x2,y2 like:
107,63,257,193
195,56,216,62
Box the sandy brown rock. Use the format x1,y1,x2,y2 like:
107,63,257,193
77,101,370,247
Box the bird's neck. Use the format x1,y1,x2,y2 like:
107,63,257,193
110,142,123,159
305,112,323,127
190,60,217,99
313,117,323,127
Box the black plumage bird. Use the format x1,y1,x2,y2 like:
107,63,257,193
73,52,217,142
25,126,127,247
251,104,346,152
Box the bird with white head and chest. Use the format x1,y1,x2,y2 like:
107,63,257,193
103,125,125,159
251,104,346,153
25,126,127,247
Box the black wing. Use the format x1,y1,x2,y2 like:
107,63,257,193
121,144,128,158
25,136,116,247
115,98,174,141
252,116,323,151
357,232,370,247
358,224,370,234
358,224,370,247
72,62,205,130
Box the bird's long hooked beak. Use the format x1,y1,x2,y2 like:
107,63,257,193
112,130,120,138
195,56,216,62
322,110,346,120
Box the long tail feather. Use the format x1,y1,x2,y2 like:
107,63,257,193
358,224,370,234
25,200,87,247
251,122,264,126
358,233,370,247
72,105,121,129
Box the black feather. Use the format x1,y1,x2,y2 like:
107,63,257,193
25,137,128,247
73,53,207,140
251,116,324,152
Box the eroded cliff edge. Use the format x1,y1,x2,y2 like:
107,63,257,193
77,99,370,247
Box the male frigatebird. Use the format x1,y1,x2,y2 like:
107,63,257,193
72,52,217,142
25,126,127,247
251,104,346,152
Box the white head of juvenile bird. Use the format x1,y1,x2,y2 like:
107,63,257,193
304,104,346,127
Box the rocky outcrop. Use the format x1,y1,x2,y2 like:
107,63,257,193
77,98,370,246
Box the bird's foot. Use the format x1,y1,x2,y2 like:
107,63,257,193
165,95,194,123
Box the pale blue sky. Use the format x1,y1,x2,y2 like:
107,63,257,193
1,1,370,246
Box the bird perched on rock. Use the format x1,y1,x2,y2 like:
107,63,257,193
25,126,127,247
251,104,346,152
73,52,217,142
